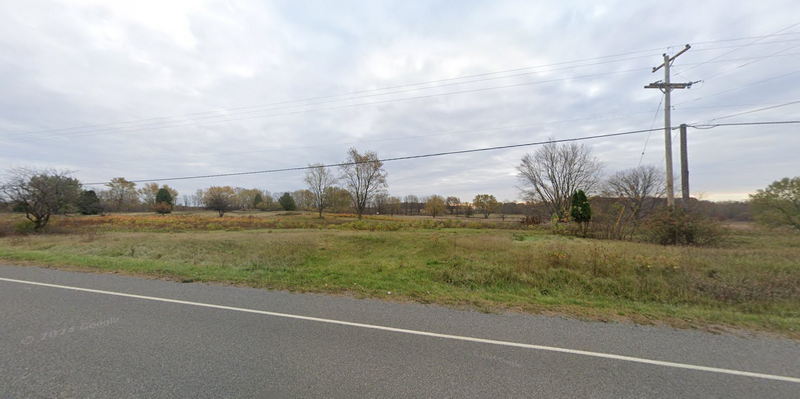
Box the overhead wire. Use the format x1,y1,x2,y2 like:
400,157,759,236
6,67,652,142
6,33,800,141
83,127,666,185
81,120,800,185
675,21,800,76
638,95,663,166
706,99,800,121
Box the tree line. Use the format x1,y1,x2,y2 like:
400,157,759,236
2,145,798,233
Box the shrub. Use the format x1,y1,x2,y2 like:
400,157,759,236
14,220,36,234
153,202,173,215
154,188,173,214
642,207,725,246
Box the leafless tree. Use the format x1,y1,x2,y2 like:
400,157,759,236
446,196,461,215
372,192,389,214
604,165,665,220
304,164,337,218
403,195,419,215
517,141,602,220
1,168,81,230
387,196,402,216
339,148,387,219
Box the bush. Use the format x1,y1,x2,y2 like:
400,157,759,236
153,202,173,214
14,220,36,234
642,208,725,246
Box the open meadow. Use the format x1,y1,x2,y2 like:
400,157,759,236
1,211,798,337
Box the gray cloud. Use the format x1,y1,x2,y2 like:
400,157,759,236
1,0,798,202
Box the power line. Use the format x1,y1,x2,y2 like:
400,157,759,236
675,22,800,76
82,120,800,185
6,68,651,142
638,94,663,166
674,69,800,106
692,43,800,83
707,99,800,121
83,127,666,185
6,35,800,140
690,31,800,45
689,120,800,129
12,46,794,145
4,54,669,138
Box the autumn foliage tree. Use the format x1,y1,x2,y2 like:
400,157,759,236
424,195,446,218
473,194,499,218
103,177,138,212
202,186,236,217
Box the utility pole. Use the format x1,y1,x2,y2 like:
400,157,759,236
645,44,695,208
679,123,689,208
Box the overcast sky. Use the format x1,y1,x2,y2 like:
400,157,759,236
1,0,798,202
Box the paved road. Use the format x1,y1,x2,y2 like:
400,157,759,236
1,265,798,398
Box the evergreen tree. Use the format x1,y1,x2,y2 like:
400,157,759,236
154,187,173,214
570,190,591,236
78,190,102,215
278,192,296,211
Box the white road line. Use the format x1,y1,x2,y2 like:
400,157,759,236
1,276,799,384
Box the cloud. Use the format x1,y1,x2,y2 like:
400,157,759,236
1,0,798,202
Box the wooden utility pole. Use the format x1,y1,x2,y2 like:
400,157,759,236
645,44,695,208
679,123,689,208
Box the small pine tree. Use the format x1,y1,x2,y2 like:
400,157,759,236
570,190,591,236
154,187,173,214
78,190,102,215
278,192,296,211
253,193,264,208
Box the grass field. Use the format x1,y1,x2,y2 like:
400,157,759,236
1,211,798,337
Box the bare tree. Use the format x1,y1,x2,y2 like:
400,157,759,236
517,142,602,220
387,196,402,216
604,165,665,220
291,189,314,210
446,196,461,215
403,195,419,215
304,164,337,218
372,193,389,214
1,168,81,230
339,148,387,219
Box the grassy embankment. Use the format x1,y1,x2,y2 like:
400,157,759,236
0,212,798,337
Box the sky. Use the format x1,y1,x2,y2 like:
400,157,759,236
1,0,798,203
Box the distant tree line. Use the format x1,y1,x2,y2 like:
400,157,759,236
2,145,796,234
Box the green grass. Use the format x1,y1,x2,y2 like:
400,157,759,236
0,214,798,336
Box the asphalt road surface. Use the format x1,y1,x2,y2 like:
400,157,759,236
1,264,798,398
